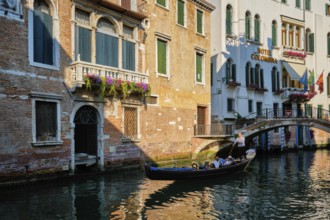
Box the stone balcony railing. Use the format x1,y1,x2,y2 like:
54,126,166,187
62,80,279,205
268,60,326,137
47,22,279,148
70,61,149,89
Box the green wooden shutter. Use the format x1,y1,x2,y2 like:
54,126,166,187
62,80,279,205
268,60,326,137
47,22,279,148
277,71,280,90
296,0,300,8
109,35,118,67
245,64,249,86
255,19,260,42
226,9,231,35
245,15,250,39
272,23,277,46
309,33,314,53
177,0,184,26
197,10,203,34
326,4,329,15
327,35,330,56
306,0,311,10
251,68,255,84
157,39,166,74
157,0,166,7
196,53,202,83
260,69,264,88
225,61,229,84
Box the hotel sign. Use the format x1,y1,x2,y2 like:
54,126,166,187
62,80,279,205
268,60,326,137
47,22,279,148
251,48,277,63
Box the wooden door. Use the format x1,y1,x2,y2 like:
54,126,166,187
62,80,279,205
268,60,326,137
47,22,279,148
197,106,206,135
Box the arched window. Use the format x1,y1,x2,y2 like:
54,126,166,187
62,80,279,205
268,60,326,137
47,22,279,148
245,11,251,40
226,5,233,35
272,20,277,47
225,59,236,84
33,0,53,65
96,18,118,67
254,15,260,42
75,9,92,62
305,28,314,53
327,33,330,56
255,64,264,88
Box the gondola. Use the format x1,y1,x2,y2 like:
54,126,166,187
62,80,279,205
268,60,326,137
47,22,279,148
145,149,256,180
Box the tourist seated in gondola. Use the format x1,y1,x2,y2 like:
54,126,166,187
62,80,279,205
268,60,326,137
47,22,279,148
210,156,226,168
223,156,236,166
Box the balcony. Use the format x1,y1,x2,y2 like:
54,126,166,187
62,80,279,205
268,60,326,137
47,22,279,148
70,61,149,90
281,88,316,103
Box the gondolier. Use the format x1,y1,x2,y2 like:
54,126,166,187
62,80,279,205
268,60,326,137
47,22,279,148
233,132,246,160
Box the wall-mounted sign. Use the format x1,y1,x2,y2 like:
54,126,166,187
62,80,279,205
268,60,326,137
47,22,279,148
282,51,306,60
251,48,277,63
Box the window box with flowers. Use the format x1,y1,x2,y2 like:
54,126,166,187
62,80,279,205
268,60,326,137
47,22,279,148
273,89,284,95
84,74,151,99
255,87,268,93
247,84,258,90
288,93,309,102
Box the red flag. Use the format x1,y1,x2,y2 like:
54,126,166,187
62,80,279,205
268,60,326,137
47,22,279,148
316,71,324,93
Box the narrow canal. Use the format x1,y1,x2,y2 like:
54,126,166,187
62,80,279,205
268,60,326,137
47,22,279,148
0,150,329,220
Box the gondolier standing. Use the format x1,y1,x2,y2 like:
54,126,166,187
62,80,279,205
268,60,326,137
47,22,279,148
233,132,246,160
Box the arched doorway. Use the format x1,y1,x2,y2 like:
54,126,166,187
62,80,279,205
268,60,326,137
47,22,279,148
74,105,98,167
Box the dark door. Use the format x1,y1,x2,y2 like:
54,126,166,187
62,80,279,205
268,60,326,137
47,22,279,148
197,106,206,135
74,106,98,155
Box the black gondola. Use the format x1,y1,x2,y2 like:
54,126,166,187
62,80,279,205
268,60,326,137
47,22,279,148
145,149,256,180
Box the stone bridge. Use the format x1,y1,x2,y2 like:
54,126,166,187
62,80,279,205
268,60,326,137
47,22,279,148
192,107,330,157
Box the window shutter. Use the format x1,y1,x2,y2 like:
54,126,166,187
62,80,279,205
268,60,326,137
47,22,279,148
255,68,260,86
326,4,329,15
157,40,167,74
272,23,277,46
327,35,330,56
260,69,264,88
79,27,91,62
226,9,231,35
250,67,255,84
277,71,280,91
197,10,203,34
177,0,184,26
245,64,249,86
272,69,276,92
310,33,314,53
245,16,250,39
96,32,105,65
122,40,135,71
109,35,119,67
232,64,236,81
296,0,300,8
255,19,260,42
157,0,166,7
225,61,230,84
196,54,202,82
34,11,44,63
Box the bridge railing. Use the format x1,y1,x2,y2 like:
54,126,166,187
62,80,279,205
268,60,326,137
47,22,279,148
194,124,236,136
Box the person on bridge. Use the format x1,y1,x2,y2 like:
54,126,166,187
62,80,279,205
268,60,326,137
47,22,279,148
233,132,246,160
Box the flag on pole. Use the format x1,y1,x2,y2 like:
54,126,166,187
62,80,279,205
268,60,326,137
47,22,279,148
316,70,324,93
308,69,315,92
299,69,308,93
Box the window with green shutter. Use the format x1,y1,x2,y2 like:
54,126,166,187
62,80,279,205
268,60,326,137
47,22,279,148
157,0,166,7
33,5,53,65
177,0,185,26
254,15,260,42
226,5,232,35
245,12,251,40
305,0,311,11
196,9,203,34
196,53,203,83
157,39,167,74
309,32,314,53
326,4,330,16
272,21,277,46
327,33,330,56
296,0,301,8
327,74,330,95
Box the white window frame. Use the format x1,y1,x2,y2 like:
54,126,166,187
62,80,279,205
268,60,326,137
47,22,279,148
31,92,63,147
0,0,23,21
28,0,60,70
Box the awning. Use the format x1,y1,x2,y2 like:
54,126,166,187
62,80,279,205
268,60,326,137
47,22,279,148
282,62,306,81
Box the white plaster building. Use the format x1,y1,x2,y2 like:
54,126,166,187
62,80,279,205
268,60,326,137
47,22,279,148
210,0,330,148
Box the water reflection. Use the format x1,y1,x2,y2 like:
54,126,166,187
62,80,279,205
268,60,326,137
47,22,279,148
0,150,329,219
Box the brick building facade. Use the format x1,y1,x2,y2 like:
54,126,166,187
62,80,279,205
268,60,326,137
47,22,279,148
0,0,215,179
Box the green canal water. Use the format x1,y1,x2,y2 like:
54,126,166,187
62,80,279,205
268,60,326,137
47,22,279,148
0,150,329,220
